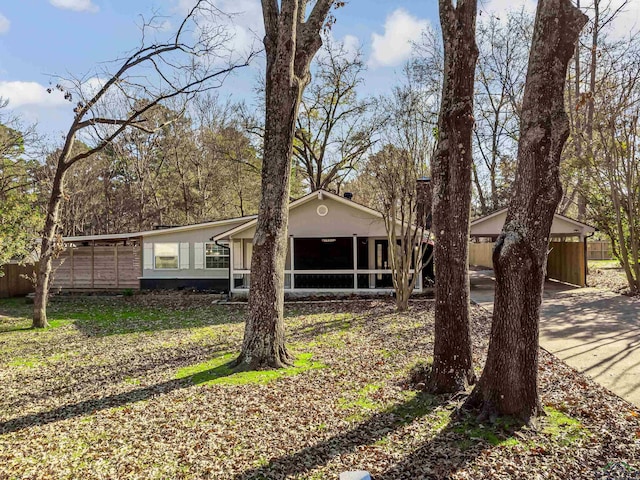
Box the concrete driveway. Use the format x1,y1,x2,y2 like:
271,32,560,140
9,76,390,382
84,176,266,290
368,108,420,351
470,270,640,407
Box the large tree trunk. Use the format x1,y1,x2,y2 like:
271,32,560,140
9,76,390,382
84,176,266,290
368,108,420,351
237,72,301,369
429,0,478,394
235,0,332,370
33,166,68,328
465,0,587,422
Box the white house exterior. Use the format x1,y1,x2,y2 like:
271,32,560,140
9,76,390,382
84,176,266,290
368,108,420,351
55,190,425,295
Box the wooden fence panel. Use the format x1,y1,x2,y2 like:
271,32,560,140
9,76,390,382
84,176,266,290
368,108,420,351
547,241,585,287
0,263,36,298
587,241,613,260
118,245,141,288
51,242,140,290
469,243,495,268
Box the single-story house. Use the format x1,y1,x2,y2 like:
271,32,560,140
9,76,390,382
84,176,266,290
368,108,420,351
52,190,428,295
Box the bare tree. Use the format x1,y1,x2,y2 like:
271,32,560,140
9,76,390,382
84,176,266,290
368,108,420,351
564,0,631,220
465,0,587,422
473,10,533,214
367,146,431,311
428,0,478,394
33,1,254,328
585,46,640,295
294,37,377,192
235,0,338,370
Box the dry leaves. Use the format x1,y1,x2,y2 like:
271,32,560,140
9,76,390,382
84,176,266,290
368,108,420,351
0,295,638,479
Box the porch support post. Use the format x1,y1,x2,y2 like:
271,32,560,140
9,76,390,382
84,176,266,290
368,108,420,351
229,240,235,293
290,236,295,290
353,235,358,290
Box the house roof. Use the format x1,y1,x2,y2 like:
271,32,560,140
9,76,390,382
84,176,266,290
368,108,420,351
470,208,596,237
212,189,388,241
63,215,256,243
63,189,409,244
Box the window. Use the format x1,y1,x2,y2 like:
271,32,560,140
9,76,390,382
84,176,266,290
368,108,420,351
206,243,229,269
154,243,179,269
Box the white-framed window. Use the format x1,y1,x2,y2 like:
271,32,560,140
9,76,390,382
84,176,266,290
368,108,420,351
205,243,229,269
154,243,179,269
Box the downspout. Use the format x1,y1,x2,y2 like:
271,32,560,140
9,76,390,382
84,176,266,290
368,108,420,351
214,239,231,300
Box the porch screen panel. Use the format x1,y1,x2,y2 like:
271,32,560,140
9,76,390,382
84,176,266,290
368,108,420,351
293,237,354,270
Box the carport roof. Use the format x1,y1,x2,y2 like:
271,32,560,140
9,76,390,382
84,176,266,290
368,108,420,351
470,208,596,238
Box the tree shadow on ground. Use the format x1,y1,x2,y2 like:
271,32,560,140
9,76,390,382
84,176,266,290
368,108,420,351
234,393,523,480
0,353,239,435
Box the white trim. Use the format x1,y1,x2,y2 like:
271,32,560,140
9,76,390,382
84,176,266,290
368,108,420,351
194,242,204,269
63,216,257,243
353,235,358,289
179,243,190,269
470,207,596,233
290,236,295,289
143,243,153,270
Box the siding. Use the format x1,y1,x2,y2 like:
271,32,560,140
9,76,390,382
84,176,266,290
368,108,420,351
142,221,247,279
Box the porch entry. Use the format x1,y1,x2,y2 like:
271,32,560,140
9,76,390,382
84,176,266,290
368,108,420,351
374,239,394,288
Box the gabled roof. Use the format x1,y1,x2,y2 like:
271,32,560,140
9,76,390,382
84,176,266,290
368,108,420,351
63,215,256,243
470,208,596,236
213,189,388,241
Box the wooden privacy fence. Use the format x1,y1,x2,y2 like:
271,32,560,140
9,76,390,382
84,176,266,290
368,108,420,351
547,241,586,287
51,242,141,291
468,243,494,269
586,241,613,260
0,263,36,298
469,241,587,287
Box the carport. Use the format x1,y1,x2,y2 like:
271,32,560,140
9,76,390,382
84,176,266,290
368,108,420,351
469,209,596,287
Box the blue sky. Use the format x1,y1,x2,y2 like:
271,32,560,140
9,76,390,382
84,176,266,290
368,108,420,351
1,0,639,142
0,0,440,141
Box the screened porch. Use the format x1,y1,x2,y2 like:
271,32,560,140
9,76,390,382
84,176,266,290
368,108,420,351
229,236,425,294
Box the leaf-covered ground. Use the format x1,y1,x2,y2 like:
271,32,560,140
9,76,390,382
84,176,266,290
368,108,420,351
1,295,639,479
588,260,638,297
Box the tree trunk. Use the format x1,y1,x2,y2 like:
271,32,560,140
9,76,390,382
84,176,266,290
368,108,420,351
33,165,68,328
465,0,587,422
235,0,332,370
429,0,478,394
237,75,301,369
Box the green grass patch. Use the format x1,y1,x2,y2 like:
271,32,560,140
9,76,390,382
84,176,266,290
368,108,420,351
339,383,382,412
589,259,621,269
542,407,589,445
175,352,325,386
8,357,41,368
453,415,523,448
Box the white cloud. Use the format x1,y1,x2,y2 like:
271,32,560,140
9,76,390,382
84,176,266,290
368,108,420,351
0,81,69,109
342,34,361,58
369,9,429,68
49,0,99,13
0,13,10,34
